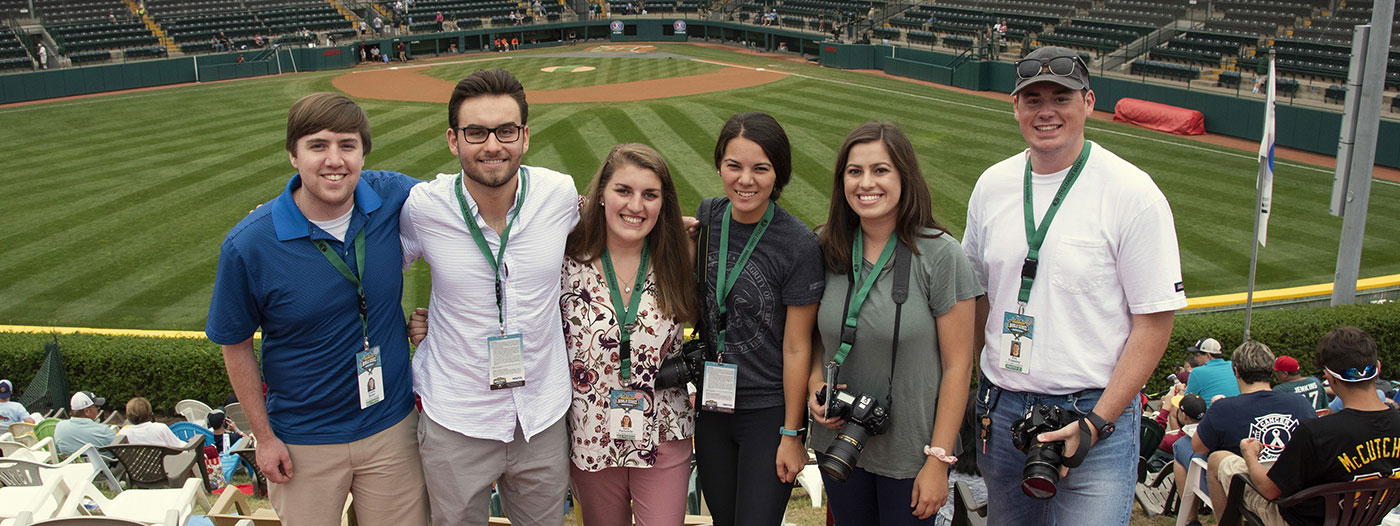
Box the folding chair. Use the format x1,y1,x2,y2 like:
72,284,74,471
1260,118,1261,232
1217,473,1400,526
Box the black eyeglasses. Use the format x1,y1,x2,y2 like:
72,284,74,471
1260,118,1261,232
1325,364,1379,383
1015,56,1086,80
456,124,524,144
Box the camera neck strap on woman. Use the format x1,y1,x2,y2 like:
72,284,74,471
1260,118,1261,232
714,200,775,361
601,241,650,385
827,230,911,404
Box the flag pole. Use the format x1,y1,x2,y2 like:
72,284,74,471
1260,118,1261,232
1243,49,1276,343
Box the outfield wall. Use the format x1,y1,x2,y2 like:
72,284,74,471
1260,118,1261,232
820,43,1400,169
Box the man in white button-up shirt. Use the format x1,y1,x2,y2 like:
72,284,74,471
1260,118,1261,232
400,68,580,525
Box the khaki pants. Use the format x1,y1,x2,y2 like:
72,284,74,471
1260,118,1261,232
270,411,429,526
1216,454,1287,526
418,414,569,526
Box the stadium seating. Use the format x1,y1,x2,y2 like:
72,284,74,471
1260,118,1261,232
1130,58,1200,81
906,29,937,45
49,21,159,54
1218,69,1241,88
0,27,32,71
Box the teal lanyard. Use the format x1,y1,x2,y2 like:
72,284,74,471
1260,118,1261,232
1019,140,1091,305
714,201,775,361
454,170,529,334
833,229,897,365
312,228,369,351
601,241,650,385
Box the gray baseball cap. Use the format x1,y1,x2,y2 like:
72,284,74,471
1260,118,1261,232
1012,46,1091,96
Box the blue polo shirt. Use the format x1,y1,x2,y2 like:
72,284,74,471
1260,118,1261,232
1185,358,1241,407
206,170,421,445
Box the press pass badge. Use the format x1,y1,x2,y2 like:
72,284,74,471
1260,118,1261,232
356,346,384,409
608,389,648,441
1000,312,1034,374
700,361,738,413
487,334,526,390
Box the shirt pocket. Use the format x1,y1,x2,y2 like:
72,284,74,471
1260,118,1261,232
1049,236,1114,294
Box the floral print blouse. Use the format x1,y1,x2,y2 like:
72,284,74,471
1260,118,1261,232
561,256,695,472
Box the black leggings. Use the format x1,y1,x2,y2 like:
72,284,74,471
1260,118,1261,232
694,405,793,526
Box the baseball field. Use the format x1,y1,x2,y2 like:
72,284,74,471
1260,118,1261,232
2,41,1398,331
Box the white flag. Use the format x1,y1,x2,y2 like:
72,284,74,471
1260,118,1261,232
1257,56,1276,247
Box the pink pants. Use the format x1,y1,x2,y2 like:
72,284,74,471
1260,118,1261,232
569,438,693,526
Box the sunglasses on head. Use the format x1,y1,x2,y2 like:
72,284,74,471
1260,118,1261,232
1015,55,1086,80
1325,364,1379,383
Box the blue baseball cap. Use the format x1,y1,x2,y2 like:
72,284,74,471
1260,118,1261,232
0,379,12,398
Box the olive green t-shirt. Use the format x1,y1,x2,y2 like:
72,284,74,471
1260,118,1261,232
809,230,982,479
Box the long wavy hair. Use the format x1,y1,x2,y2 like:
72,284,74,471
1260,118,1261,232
566,143,696,321
819,121,946,274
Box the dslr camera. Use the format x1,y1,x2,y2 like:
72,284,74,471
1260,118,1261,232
1010,403,1070,499
654,338,708,390
815,385,890,481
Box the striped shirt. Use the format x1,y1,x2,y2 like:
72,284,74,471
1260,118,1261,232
401,166,580,442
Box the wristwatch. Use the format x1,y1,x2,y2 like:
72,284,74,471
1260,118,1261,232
1084,412,1115,442
778,426,806,438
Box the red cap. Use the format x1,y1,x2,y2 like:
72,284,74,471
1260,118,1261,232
1274,356,1300,373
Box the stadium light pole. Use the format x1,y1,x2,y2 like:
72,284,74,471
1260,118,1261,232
1330,0,1394,306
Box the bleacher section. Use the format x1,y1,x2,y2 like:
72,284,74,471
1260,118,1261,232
143,0,354,53
1040,19,1152,54
407,0,518,25
27,0,162,58
49,20,158,53
34,0,131,24
0,26,32,70
1238,39,1400,89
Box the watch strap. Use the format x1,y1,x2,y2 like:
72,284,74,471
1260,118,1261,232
1084,411,1114,441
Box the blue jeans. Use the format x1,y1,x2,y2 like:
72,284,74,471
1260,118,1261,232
975,379,1141,526
1172,436,1207,488
821,460,935,526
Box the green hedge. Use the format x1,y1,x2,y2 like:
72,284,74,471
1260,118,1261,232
1,302,1395,412
0,332,243,415
1153,302,1400,394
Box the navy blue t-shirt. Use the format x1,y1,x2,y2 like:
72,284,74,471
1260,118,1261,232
207,170,421,445
1196,390,1317,461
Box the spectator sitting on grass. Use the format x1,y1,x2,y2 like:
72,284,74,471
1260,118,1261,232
118,397,185,448
208,410,248,482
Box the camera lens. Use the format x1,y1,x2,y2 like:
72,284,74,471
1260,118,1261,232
819,422,872,482
1020,443,1062,499
654,357,688,390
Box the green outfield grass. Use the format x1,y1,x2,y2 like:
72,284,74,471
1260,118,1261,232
419,54,724,88
1,42,1397,331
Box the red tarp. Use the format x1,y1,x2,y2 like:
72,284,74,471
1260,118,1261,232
1112,97,1206,135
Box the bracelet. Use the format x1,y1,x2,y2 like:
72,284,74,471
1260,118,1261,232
923,446,958,465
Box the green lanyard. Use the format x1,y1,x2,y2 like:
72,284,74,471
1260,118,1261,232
714,201,775,360
1019,140,1091,305
454,170,529,334
833,229,897,365
601,241,650,384
312,228,369,351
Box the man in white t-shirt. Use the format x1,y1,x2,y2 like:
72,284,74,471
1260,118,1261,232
0,380,34,425
962,46,1187,525
400,68,579,525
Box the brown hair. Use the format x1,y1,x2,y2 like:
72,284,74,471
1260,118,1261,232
566,143,696,321
1316,326,1379,376
713,112,792,201
125,397,154,425
449,69,528,129
285,92,372,154
819,121,946,274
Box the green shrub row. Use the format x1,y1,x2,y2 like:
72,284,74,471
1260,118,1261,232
0,302,1394,412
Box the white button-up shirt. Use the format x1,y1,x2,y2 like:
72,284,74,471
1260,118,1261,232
401,166,580,442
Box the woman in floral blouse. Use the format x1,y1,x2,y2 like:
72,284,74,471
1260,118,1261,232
560,143,698,525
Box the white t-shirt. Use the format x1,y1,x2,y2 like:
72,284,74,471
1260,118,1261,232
310,208,353,242
400,166,580,442
963,141,1187,394
118,422,186,449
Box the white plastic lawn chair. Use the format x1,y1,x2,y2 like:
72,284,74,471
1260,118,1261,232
0,476,77,526
51,477,207,525
173,401,212,426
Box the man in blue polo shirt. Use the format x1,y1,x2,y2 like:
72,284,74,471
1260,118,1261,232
207,92,428,525
1184,337,1239,405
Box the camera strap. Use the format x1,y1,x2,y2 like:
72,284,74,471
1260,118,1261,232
1062,418,1095,468
832,234,911,409
693,197,717,361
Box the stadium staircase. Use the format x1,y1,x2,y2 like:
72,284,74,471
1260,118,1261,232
323,0,363,27
370,3,391,20
122,0,177,55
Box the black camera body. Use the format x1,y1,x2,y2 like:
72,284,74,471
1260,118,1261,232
1010,403,1069,499
816,385,890,481
654,338,708,390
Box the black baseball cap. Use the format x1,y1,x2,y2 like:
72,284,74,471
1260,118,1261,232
1013,46,1091,96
